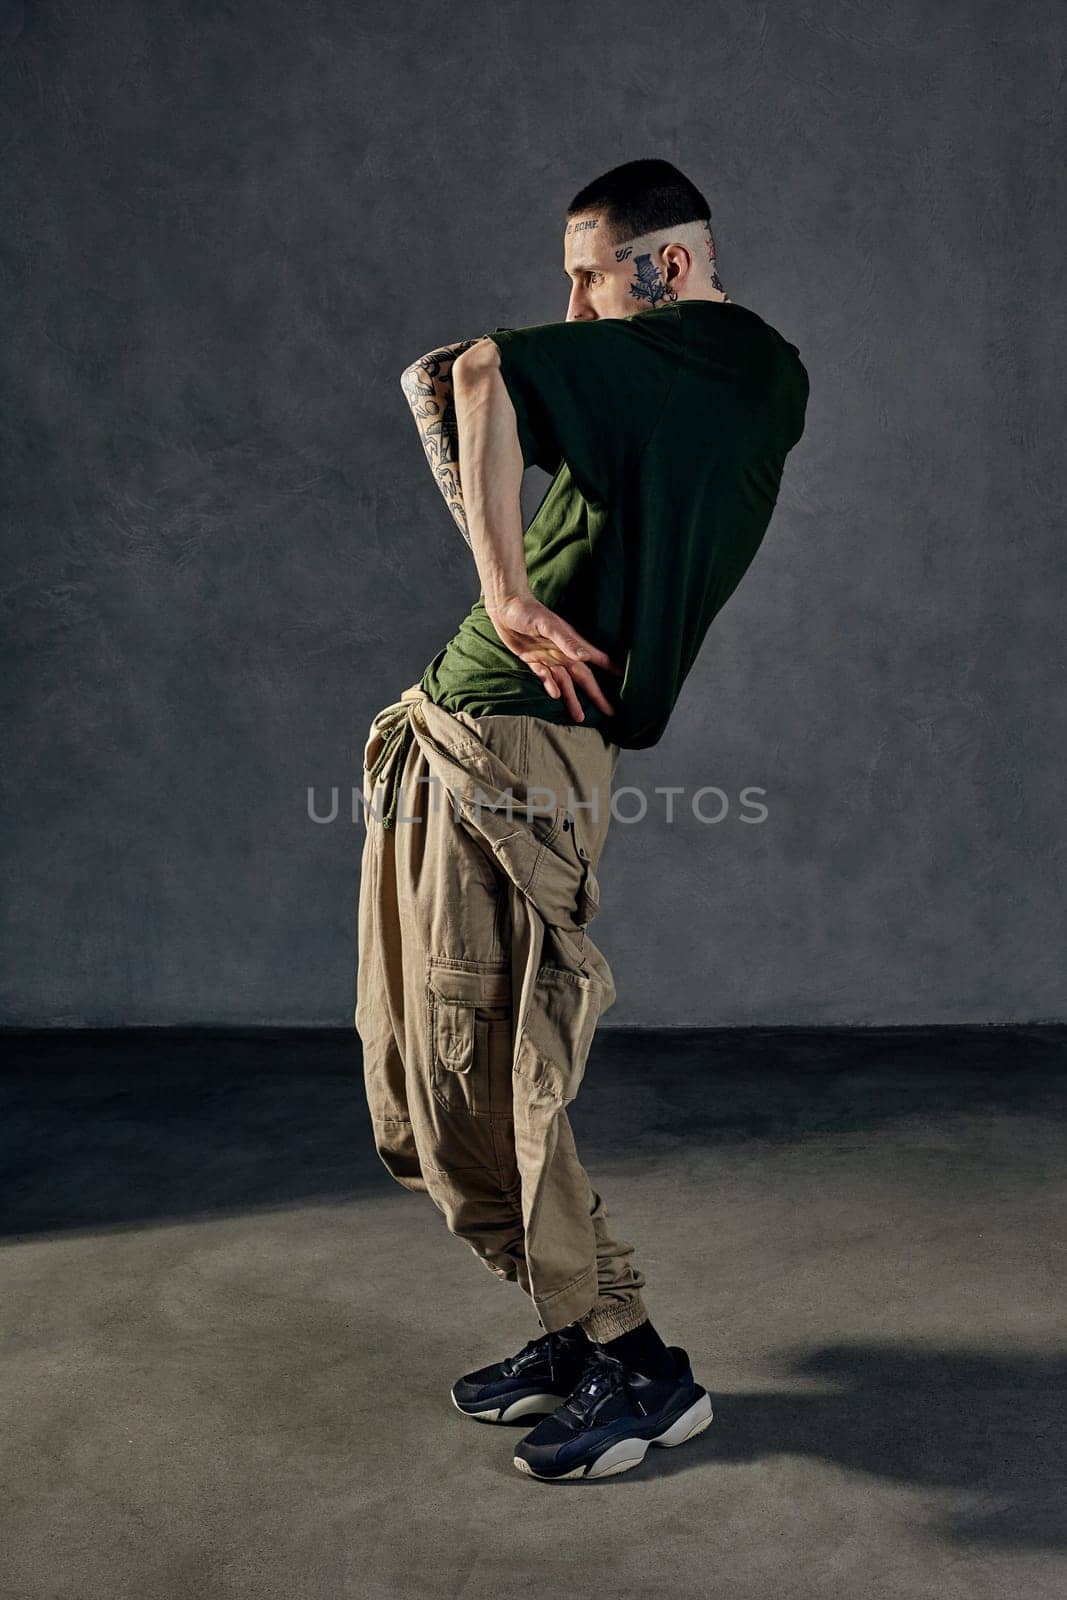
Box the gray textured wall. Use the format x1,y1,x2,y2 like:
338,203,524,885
2,1,1063,1027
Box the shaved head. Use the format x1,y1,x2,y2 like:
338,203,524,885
562,212,730,322
560,157,730,320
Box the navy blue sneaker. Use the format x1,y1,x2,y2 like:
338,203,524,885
450,1324,595,1424
512,1345,713,1479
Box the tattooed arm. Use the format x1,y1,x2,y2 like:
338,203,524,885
399,339,484,548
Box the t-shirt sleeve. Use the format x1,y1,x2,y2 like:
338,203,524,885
483,317,678,502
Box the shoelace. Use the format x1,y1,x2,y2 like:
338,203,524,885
561,1350,628,1425
500,1337,542,1378
501,1328,576,1379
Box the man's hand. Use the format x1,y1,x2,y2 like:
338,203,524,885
486,591,624,723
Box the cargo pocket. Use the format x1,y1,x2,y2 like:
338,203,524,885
513,959,603,1109
563,807,603,930
427,958,514,1118
522,806,603,931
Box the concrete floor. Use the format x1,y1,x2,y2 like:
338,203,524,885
1,1025,1064,1600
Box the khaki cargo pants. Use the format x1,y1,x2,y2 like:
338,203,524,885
354,682,650,1342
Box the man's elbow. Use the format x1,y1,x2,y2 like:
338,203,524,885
452,338,501,388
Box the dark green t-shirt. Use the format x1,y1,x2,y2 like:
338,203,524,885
418,299,809,749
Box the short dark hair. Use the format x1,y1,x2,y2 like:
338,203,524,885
566,158,711,247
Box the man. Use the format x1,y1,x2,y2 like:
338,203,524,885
355,158,809,1481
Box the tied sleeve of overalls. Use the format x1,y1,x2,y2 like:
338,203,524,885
363,695,418,830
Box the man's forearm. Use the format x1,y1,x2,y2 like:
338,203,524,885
400,340,480,547
451,341,530,612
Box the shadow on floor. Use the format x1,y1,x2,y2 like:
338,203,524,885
1,1028,1065,1562
0,1025,1065,1239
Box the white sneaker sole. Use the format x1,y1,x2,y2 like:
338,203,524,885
513,1391,714,1479
451,1389,566,1424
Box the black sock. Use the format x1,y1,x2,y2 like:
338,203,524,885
597,1318,676,1379
561,1320,593,1344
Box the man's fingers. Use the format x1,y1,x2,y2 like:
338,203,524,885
548,663,585,723
537,618,625,679
500,607,623,721
547,660,618,724
525,653,586,722
576,643,626,678
569,662,617,717
522,650,618,720
528,660,561,699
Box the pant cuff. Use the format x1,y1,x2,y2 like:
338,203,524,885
533,1265,599,1334
575,1292,651,1344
